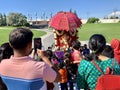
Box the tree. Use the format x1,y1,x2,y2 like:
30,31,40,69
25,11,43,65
7,12,27,26
74,10,77,16
17,13,27,26
0,13,3,26
2,14,7,26
69,8,72,12
110,16,119,19
0,13,7,26
87,17,100,23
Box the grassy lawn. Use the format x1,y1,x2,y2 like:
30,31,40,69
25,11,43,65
0,26,46,45
0,23,120,45
78,23,120,43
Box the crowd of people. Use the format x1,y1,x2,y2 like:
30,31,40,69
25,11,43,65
0,27,120,90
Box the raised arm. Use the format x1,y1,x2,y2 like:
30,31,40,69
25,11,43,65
37,49,61,82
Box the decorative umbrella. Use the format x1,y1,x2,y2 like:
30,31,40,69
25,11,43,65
49,11,82,31
50,11,82,50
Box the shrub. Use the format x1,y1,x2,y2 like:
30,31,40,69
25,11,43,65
87,17,99,23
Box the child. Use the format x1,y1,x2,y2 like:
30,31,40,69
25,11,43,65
82,44,90,56
45,49,55,90
64,51,76,90
71,40,83,64
58,62,68,90
71,40,83,78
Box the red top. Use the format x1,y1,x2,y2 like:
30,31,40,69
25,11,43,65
110,38,120,65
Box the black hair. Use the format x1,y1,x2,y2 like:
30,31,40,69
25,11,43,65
0,42,13,61
84,44,87,49
72,40,81,50
101,45,114,58
84,53,94,61
64,57,71,67
58,62,65,69
46,49,53,60
64,50,71,59
9,28,33,50
89,34,106,53
85,34,106,61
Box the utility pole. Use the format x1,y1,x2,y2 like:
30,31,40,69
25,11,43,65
35,12,37,24
27,13,29,21
50,12,53,19
86,12,90,20
113,8,117,22
43,12,45,20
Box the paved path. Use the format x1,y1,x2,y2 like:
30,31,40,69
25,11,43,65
38,29,55,50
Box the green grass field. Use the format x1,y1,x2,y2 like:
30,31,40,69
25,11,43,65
0,27,46,45
78,23,120,43
0,23,120,45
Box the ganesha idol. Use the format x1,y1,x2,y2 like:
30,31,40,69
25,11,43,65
53,29,78,51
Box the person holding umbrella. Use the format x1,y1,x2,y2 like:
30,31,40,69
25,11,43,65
49,11,82,51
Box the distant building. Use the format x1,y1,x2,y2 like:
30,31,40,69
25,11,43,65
28,20,49,28
99,19,120,23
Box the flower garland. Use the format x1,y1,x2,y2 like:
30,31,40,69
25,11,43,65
69,30,76,36
55,30,64,36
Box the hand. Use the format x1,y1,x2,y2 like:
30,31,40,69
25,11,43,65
37,49,53,67
37,49,45,58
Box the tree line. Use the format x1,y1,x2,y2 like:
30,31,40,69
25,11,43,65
0,12,28,26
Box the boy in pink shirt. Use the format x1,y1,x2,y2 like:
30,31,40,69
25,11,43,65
0,28,61,90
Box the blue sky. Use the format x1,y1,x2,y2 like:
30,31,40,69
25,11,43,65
0,0,120,19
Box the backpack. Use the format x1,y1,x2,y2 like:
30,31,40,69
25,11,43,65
92,60,120,90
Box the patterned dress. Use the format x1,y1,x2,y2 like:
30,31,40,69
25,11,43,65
76,58,120,90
